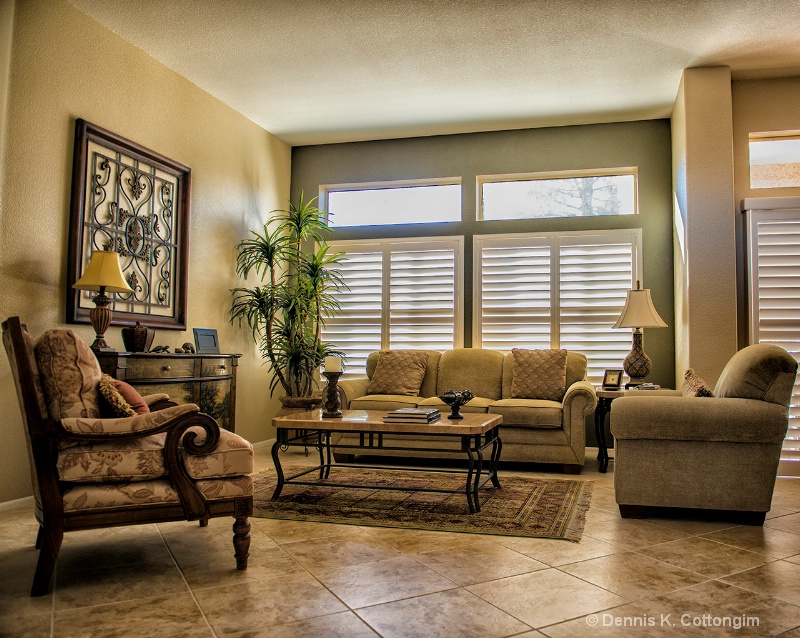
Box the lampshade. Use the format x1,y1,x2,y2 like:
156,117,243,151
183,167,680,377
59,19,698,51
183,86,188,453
73,251,133,294
613,284,667,329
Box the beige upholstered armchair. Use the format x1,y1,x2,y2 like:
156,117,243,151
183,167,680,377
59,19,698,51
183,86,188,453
611,343,798,525
2,317,254,596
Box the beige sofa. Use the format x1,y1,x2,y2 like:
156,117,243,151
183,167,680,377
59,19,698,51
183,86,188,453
334,348,597,473
611,343,798,524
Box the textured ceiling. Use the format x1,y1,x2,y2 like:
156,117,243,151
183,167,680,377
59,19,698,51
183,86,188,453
69,0,800,146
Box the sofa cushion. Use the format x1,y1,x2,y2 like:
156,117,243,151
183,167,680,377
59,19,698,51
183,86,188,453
436,349,504,400
488,398,563,428
714,343,798,406
682,369,713,397
35,329,102,420
502,351,587,399
510,348,567,401
367,350,429,396
350,395,425,411
418,395,492,413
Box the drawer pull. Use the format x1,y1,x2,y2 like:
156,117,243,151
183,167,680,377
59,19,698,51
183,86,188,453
162,365,171,372
219,365,227,371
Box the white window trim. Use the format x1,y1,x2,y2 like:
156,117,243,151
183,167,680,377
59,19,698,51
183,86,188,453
476,166,639,221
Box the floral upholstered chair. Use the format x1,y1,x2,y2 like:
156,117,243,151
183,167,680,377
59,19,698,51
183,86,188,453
2,317,254,596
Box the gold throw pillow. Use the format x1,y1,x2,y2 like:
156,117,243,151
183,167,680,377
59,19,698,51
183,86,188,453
682,368,714,397
367,350,428,396
510,348,568,401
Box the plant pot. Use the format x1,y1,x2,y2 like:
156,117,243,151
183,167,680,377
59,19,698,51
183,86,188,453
277,395,323,415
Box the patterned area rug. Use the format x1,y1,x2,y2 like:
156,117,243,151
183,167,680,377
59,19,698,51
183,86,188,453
252,466,593,542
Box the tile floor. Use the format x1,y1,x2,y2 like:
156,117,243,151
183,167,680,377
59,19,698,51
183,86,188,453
1,446,800,637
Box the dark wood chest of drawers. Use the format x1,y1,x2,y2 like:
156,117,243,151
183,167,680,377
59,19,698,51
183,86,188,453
97,352,241,432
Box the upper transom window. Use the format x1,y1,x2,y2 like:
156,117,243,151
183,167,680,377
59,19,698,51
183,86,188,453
749,132,800,189
320,178,461,227
478,168,638,221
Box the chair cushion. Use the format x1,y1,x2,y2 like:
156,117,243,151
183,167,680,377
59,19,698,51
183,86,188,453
682,368,713,397
35,329,102,420
367,350,428,396
510,348,567,401
488,398,563,428
57,428,254,482
99,374,150,416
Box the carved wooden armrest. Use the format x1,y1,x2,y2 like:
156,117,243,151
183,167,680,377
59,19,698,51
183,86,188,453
142,393,177,411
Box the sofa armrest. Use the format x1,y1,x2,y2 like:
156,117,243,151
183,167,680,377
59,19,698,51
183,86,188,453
60,403,200,437
611,396,789,444
337,376,371,408
563,380,598,416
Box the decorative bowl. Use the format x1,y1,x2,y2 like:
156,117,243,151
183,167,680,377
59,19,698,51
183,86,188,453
438,389,474,420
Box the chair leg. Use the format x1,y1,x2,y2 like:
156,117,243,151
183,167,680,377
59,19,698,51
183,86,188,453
35,525,43,549
199,518,209,527
618,504,646,519
562,464,582,475
734,511,767,526
31,527,63,597
232,516,250,570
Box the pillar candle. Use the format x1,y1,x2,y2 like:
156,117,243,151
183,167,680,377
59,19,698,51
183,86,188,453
324,356,342,373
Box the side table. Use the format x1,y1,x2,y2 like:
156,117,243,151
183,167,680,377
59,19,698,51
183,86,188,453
594,388,625,473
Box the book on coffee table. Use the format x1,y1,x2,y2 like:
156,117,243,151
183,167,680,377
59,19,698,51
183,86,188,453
383,407,441,423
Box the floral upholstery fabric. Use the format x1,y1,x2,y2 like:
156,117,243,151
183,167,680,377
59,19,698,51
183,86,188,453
56,427,254,482
35,329,102,420
61,403,199,436
61,475,253,512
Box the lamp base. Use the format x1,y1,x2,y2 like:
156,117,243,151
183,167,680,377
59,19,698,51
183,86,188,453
622,330,652,380
89,292,116,353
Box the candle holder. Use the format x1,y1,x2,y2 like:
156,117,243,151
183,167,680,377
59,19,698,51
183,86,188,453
322,371,343,418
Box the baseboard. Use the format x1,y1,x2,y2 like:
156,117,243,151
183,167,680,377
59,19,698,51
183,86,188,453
0,495,34,511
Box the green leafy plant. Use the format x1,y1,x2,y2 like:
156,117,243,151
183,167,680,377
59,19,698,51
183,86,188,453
230,193,345,398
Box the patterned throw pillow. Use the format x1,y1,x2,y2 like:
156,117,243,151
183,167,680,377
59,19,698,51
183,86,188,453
510,348,568,401
99,374,150,417
682,368,714,397
367,350,428,396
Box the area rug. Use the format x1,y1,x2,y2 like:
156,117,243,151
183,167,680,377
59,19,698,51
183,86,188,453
252,466,593,542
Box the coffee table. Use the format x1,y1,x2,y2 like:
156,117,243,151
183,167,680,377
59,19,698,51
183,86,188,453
271,410,503,513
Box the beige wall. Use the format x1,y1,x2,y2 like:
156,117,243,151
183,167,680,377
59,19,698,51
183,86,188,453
0,0,291,502
670,67,738,387
731,77,800,347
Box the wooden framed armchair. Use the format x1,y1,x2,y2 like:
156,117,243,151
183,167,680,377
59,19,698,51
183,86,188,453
2,317,254,596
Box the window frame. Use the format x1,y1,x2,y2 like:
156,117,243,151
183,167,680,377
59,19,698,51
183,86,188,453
476,167,639,222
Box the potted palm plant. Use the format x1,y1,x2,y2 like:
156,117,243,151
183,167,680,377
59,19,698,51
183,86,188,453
230,193,345,410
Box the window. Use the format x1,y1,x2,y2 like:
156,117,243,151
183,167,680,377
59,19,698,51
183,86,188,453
478,168,637,221
320,178,461,227
746,203,800,475
473,230,642,383
323,237,464,375
749,132,800,189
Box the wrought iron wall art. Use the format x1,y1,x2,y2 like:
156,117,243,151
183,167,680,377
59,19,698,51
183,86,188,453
67,119,191,329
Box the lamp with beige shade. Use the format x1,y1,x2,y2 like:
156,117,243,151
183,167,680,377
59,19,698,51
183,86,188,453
613,281,668,387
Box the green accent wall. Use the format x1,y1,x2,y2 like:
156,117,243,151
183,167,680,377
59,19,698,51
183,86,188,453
291,120,675,447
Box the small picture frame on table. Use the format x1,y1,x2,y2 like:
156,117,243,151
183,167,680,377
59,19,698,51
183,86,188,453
193,328,220,354
602,369,624,390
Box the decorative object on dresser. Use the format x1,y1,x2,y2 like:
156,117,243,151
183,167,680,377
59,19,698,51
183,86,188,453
72,250,134,352
120,320,155,353
612,280,668,387
67,119,190,330
230,192,345,409
438,389,474,419
97,351,240,431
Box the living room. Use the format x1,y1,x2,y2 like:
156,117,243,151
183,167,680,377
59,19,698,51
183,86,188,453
2,0,800,636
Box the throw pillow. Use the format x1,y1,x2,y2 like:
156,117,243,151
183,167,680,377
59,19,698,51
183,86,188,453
367,350,428,396
682,369,714,397
99,374,150,417
510,348,568,401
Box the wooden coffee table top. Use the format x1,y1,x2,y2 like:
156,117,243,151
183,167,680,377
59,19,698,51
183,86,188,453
273,409,502,435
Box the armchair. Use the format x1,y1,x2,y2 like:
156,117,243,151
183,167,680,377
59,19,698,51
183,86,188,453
611,343,797,525
2,317,254,596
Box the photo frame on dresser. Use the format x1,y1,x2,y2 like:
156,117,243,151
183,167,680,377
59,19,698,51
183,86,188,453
67,119,191,330
193,328,220,354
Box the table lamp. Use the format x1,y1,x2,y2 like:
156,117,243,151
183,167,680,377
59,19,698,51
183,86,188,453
72,251,133,352
612,280,667,387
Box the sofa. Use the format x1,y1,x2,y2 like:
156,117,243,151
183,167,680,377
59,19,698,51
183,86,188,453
611,343,798,524
334,348,598,473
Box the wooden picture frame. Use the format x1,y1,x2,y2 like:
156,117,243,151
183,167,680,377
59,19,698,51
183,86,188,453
67,119,191,329
602,369,624,389
193,328,220,354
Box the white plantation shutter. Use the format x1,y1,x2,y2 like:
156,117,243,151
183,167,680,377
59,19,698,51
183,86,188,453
474,230,642,384
324,238,463,375
746,201,800,476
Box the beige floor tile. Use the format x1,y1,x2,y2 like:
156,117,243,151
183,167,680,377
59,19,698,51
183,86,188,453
491,534,625,566
54,556,188,610
721,560,800,606
413,540,548,586
559,551,708,600
355,587,531,638
764,512,800,535
638,536,771,579
543,600,698,638
56,535,173,572
54,593,210,638
359,525,490,554
194,570,347,635
770,492,800,513
582,513,691,549
701,525,800,559
766,506,797,520
639,515,740,535
785,553,800,565
467,568,628,628
313,555,457,608
0,611,53,638
589,486,620,512
0,547,57,613
279,533,403,573
252,517,368,544
224,611,380,638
